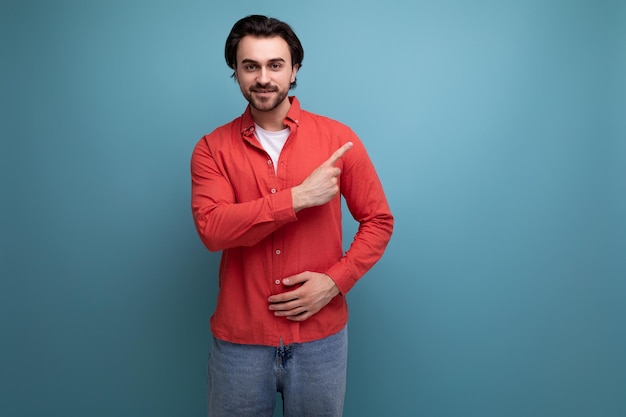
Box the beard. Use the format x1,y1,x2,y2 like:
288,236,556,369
241,83,289,112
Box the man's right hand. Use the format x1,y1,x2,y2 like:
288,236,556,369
291,142,353,212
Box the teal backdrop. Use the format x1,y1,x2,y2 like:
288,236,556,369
2,0,624,416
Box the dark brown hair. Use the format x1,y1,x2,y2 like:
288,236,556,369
225,15,304,89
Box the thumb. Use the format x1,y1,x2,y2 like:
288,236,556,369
283,272,309,286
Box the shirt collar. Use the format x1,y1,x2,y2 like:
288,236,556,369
240,96,301,137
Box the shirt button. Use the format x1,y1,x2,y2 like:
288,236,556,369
275,249,281,255
270,188,276,193
267,160,272,165
275,279,281,285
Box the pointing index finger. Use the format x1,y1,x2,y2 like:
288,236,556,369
325,142,353,166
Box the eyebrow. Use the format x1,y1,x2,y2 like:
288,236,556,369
240,58,287,65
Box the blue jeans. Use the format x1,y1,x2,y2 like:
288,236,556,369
207,326,348,417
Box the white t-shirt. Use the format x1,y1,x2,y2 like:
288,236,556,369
254,124,290,174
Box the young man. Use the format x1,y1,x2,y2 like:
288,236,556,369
191,15,393,417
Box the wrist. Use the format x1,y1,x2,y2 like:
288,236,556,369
323,274,340,297
291,186,306,212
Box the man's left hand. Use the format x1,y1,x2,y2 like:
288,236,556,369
268,272,340,321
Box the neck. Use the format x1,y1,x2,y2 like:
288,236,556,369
251,97,291,131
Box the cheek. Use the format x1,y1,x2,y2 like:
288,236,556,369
236,73,254,87
283,72,295,85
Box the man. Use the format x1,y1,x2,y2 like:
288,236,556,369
191,15,393,417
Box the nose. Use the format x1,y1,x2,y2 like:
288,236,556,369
257,67,270,84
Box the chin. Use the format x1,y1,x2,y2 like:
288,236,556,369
250,95,286,112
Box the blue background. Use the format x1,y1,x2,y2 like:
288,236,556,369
2,1,624,416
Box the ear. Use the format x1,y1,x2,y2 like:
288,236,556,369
291,64,300,83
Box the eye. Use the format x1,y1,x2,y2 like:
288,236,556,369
270,62,283,70
244,64,258,71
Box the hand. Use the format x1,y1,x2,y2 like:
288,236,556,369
291,142,353,212
268,272,340,321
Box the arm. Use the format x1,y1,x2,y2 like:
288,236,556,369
327,136,394,294
191,137,297,252
268,137,393,320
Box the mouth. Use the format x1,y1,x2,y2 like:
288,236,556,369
252,87,277,95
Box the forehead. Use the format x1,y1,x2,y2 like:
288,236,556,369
236,35,291,63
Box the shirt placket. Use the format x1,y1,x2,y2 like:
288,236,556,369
263,152,284,294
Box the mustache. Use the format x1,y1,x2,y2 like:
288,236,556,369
251,84,278,93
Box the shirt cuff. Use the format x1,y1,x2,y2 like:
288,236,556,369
325,260,358,295
270,189,298,224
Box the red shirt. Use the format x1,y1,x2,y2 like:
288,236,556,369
191,97,393,346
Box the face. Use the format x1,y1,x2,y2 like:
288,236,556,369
235,35,299,114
